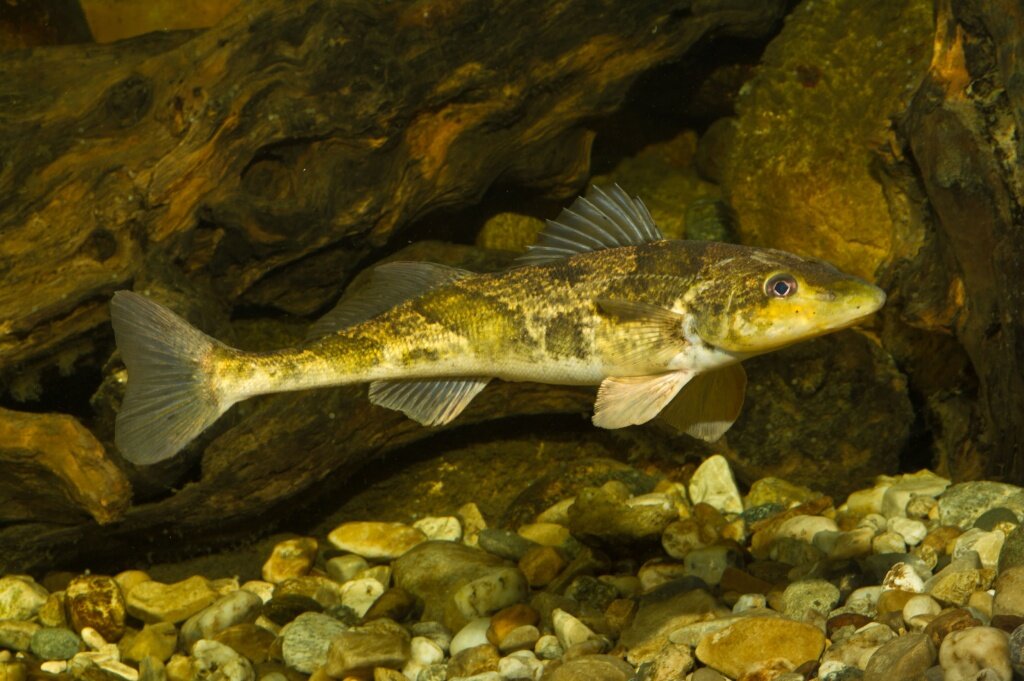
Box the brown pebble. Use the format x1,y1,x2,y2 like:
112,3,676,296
448,643,500,677
876,589,916,616
603,598,637,636
374,668,407,681
826,613,873,639
718,567,773,595
65,575,126,642
213,623,275,665
920,526,962,555
990,614,1024,632
487,603,539,646
519,545,567,587
923,608,982,648
362,588,415,622
262,537,318,584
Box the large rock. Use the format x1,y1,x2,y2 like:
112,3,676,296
694,616,826,679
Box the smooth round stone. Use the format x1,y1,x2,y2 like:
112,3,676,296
745,477,819,508
534,634,562,661
411,636,445,665
262,537,318,584
413,516,463,542
826,613,873,640
499,650,543,681
324,624,411,677
860,514,888,532
0,576,48,621
872,531,908,555
953,529,1006,570
213,622,275,666
280,611,347,674
994,566,1024,618
191,639,254,681
395,541,528,632
0,620,39,652
339,577,385,617
479,529,538,562
65,575,126,643
863,632,936,681
691,668,729,681
328,521,427,560
939,627,1012,681
887,517,928,546
37,592,67,628
781,579,840,618
449,642,500,677
30,627,83,660
566,484,678,545
662,519,707,560
1000,524,1024,572
125,576,219,624
881,471,951,518
882,562,926,593
1010,624,1024,677
774,515,840,544
695,617,825,679
519,546,567,587
976,507,1020,531
411,621,452,652
619,581,722,662
903,594,942,625
542,654,634,681
120,621,177,664
924,608,983,648
551,609,596,649
363,587,415,622
498,625,541,654
846,483,890,517
180,589,262,648
940,482,1024,530
488,604,539,646
326,554,370,583
688,455,743,515
452,618,493,657
826,527,876,560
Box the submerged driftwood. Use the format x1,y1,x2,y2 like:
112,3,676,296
0,0,788,572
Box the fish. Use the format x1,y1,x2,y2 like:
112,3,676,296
109,184,886,465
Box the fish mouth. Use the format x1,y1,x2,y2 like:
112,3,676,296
818,283,887,333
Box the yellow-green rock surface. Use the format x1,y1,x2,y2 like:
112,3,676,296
721,0,933,279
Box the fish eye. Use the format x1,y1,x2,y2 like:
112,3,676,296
764,273,798,298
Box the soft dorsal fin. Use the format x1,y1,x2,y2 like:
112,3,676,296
658,363,747,441
515,184,663,266
308,261,471,340
369,377,491,426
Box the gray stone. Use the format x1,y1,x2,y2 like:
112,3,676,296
975,507,1020,531
782,579,841,618
863,632,935,681
30,627,83,660
181,589,262,648
939,482,1024,530
0,576,48,620
394,541,528,631
478,529,538,561
191,639,255,681
683,546,740,586
280,611,347,674
938,627,1012,681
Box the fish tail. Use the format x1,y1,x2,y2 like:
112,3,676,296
110,291,233,465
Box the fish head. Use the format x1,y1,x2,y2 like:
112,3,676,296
688,246,887,355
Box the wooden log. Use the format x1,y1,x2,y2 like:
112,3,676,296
0,0,791,571
902,0,1024,481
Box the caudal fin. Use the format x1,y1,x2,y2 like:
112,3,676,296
110,291,230,465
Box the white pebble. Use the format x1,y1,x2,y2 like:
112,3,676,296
413,516,463,542
881,471,951,518
240,580,275,603
887,517,928,546
411,636,445,666
534,634,563,660
551,608,596,649
41,660,68,674
452,568,528,621
535,498,575,525
902,594,941,625
688,455,743,515
733,594,767,612
858,513,888,532
826,527,876,560
626,493,674,511
80,626,107,651
326,554,370,583
882,562,925,593
450,617,492,657
499,651,543,681
775,515,839,543
340,577,384,617
872,531,907,555
939,627,1012,681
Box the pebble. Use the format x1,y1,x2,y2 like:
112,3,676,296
953,528,1006,569
1010,624,1024,677
688,455,743,515
781,579,840,618
30,626,83,660
863,632,936,681
881,470,951,518
261,593,322,626
518,522,572,547
339,577,385,617
488,604,539,646
902,594,942,626
567,486,677,546
448,642,500,677
620,582,725,662
261,537,318,583
682,546,739,586
821,622,895,668
774,515,840,544
535,634,563,660
882,562,926,593
452,618,494,657
661,519,708,560
551,609,597,649
519,546,567,587
326,554,370,582
66,574,127,642
411,635,446,665
499,625,541,653
120,622,178,663
499,650,543,680
939,626,1012,681
458,502,488,547
478,528,538,561
414,516,463,542
0,620,38,652
544,655,634,681
125,575,220,624
695,617,826,679
328,521,427,560
993,566,1024,618
191,639,254,681
0,575,48,620
940,482,1024,529
888,517,928,546
323,624,410,677
279,611,348,673
180,589,263,648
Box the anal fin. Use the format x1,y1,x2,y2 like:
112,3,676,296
369,377,491,426
592,371,694,429
658,363,747,441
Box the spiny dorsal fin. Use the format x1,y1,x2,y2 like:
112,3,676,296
369,377,491,426
592,371,695,429
308,261,472,340
594,298,687,372
658,363,747,441
515,184,663,266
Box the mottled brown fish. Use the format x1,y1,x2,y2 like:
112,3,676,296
110,185,886,465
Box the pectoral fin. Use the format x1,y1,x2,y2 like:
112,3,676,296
592,371,694,429
594,298,687,371
369,377,491,426
658,363,747,441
